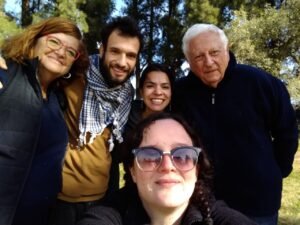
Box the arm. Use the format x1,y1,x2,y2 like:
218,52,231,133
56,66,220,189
0,56,7,70
0,57,8,93
271,78,298,177
76,205,122,225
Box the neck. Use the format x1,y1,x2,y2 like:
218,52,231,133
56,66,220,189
142,108,153,119
143,202,188,225
37,69,56,99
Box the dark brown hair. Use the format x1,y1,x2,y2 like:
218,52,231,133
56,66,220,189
122,112,214,221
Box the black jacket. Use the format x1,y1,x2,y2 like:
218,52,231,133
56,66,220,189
0,59,63,225
172,52,298,217
77,186,257,225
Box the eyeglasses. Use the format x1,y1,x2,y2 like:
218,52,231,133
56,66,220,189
132,146,201,172
46,36,80,60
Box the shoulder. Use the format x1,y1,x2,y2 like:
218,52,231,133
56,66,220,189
77,205,122,225
234,64,278,83
0,68,7,94
212,200,258,225
89,54,100,66
232,64,286,91
0,60,22,94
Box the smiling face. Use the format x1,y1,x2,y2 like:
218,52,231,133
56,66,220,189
33,33,80,80
130,119,197,211
101,30,140,87
187,31,230,88
140,71,171,116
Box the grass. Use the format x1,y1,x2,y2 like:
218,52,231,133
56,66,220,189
119,150,300,224
279,149,300,225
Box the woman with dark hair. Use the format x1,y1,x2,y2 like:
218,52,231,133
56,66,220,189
78,113,257,225
125,63,175,130
0,17,89,225
109,63,175,192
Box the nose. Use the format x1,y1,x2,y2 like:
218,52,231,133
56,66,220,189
117,54,126,67
158,154,176,172
154,86,162,95
55,46,67,58
204,54,214,66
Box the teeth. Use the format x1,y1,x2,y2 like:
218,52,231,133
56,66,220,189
151,99,163,104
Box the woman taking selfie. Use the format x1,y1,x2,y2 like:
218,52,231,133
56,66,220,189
0,17,89,225
78,113,257,225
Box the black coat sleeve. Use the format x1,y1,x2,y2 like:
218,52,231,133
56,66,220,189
76,205,122,225
211,200,258,225
270,77,298,177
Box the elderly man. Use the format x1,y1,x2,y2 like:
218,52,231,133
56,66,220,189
173,23,298,225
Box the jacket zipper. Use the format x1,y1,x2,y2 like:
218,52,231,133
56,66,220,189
211,93,215,105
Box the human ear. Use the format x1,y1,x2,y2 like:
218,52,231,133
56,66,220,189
130,167,137,183
99,44,104,58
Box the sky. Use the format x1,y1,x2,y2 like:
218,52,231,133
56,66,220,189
4,0,20,14
113,0,125,16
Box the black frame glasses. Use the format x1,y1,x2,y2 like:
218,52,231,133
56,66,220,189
132,146,201,172
46,35,80,60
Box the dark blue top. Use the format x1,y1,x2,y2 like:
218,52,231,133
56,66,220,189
12,91,68,225
173,52,298,217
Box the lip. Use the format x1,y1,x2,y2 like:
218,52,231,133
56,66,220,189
150,98,165,104
112,66,127,77
204,69,217,74
155,178,180,186
48,55,65,65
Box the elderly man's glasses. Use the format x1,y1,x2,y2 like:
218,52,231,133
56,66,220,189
132,146,201,172
46,36,80,60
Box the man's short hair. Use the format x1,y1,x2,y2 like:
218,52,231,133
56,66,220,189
182,23,228,60
101,16,143,53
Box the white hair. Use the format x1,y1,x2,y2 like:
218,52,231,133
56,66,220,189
182,24,228,60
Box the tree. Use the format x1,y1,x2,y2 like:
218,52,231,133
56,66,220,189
159,0,185,77
0,0,20,44
57,0,88,33
184,0,280,27
184,0,219,26
226,0,300,78
79,0,113,54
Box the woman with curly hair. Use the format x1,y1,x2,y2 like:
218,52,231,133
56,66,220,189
77,112,257,225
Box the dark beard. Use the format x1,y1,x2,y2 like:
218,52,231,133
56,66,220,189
99,56,133,88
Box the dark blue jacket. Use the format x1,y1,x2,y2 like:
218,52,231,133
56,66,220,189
0,59,66,225
173,53,298,217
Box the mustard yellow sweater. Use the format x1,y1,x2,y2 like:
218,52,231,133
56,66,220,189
58,76,112,202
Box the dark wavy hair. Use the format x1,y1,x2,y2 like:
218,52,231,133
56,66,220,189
139,63,175,91
122,112,214,222
100,16,143,54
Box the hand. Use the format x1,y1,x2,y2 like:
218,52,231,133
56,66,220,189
0,56,8,70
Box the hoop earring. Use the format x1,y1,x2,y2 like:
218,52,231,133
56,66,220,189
63,73,71,79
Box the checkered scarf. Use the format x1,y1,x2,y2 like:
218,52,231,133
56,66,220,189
78,54,133,151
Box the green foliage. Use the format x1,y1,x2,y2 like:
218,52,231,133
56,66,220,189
123,0,186,69
225,0,300,78
185,0,219,25
57,0,88,33
0,0,115,54
79,0,113,53
0,1,21,45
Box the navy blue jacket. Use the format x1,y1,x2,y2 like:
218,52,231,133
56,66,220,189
173,53,298,217
0,59,67,225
